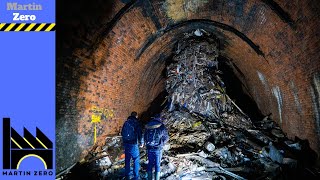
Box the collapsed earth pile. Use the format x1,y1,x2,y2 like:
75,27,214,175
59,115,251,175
158,30,317,179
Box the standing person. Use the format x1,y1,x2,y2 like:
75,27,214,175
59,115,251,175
144,114,169,180
121,112,143,180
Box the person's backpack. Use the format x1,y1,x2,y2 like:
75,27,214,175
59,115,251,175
145,127,161,147
121,120,137,143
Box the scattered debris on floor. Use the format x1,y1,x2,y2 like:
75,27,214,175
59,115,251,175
56,29,319,180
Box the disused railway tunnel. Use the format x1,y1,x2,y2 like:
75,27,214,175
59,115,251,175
56,0,320,179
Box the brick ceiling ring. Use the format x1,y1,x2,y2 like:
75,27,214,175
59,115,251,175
87,0,294,57
135,19,266,62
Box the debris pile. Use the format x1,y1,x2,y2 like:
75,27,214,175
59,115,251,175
166,31,231,120
155,30,318,179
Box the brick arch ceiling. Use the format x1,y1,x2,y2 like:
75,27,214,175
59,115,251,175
56,0,320,172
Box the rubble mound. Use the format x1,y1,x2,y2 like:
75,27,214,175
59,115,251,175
166,31,231,120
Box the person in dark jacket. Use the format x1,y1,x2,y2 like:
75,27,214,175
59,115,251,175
121,112,143,180
144,113,169,180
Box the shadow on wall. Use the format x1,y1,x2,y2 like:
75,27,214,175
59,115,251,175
217,56,264,121
139,90,168,124
57,0,116,55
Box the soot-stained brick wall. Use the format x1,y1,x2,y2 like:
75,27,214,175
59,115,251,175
57,0,320,172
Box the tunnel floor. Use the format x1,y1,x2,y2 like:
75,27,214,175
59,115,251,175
57,30,319,180
59,115,319,180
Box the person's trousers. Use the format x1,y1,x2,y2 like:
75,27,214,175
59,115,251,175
147,148,162,173
124,144,140,180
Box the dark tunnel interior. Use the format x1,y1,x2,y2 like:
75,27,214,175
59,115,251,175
217,56,264,121
56,0,320,179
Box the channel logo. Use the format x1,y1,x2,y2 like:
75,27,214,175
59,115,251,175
2,118,53,176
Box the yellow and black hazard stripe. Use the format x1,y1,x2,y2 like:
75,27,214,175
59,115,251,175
0,23,55,32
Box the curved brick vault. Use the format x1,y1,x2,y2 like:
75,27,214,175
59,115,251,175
56,0,320,172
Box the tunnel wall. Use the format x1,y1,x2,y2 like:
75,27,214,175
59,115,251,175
57,0,320,172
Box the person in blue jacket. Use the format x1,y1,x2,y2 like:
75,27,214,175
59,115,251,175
121,112,143,180
144,113,169,180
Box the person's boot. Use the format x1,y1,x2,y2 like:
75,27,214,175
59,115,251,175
147,171,153,180
155,172,160,180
